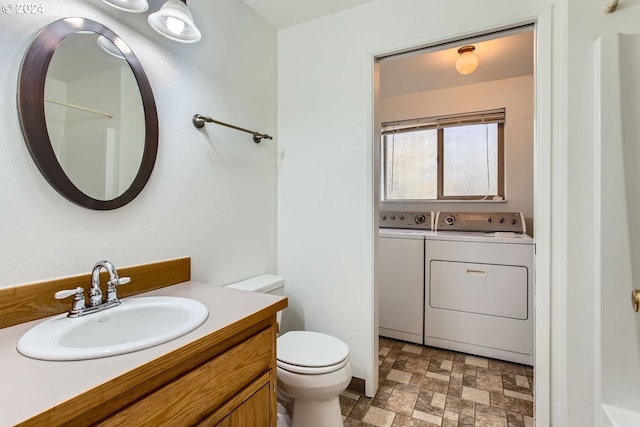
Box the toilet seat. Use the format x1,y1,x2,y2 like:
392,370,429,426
277,354,351,375
277,331,350,375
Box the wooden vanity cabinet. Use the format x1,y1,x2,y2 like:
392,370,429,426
96,323,277,426
17,313,282,427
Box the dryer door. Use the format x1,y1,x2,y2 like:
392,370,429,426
429,261,528,320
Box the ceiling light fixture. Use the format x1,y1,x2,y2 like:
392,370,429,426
101,0,149,13
456,45,478,75
100,0,201,43
148,0,201,43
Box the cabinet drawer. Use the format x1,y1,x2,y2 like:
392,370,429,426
97,327,274,427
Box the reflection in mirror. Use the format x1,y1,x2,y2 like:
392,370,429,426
97,35,125,59
45,32,144,201
18,18,158,210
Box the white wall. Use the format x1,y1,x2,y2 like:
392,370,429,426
379,75,534,233
277,0,546,399
0,0,277,287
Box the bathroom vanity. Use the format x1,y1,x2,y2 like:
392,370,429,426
0,258,287,426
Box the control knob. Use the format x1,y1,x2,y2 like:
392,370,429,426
444,215,455,226
381,215,387,221
487,217,493,223
390,215,396,220
399,215,405,220
414,214,426,224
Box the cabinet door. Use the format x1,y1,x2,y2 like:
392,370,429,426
215,384,270,427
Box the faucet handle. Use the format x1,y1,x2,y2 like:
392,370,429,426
107,276,131,287
54,287,86,317
106,277,131,303
55,287,84,300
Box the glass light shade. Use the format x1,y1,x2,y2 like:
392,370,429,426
96,35,125,59
102,0,148,13
148,0,201,43
456,47,478,75
166,16,185,35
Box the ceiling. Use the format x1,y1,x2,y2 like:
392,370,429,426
241,2,534,97
242,0,375,29
379,29,535,97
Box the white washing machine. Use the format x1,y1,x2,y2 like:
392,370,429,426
378,212,433,344
425,212,534,365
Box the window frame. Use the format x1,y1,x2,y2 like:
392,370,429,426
382,109,506,201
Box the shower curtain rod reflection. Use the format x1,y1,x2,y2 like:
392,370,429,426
192,114,273,143
45,98,113,118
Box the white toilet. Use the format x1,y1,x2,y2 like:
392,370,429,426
225,274,352,427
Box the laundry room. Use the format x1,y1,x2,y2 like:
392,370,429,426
375,24,536,421
377,26,534,229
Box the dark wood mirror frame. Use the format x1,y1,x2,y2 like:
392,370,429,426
17,17,159,210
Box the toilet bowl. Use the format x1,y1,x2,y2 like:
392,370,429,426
277,331,352,427
225,275,352,427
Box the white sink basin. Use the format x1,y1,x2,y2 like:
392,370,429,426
17,296,208,361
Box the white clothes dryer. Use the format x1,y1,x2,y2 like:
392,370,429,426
425,212,534,365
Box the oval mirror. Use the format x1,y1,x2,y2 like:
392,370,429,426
18,18,158,210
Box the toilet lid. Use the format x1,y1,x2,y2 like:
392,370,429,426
277,331,349,369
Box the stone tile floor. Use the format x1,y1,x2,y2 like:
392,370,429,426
339,337,534,427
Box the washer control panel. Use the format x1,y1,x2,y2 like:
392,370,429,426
435,212,526,233
380,211,434,230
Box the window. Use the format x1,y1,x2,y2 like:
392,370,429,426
382,109,505,201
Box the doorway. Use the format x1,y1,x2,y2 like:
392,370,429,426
371,21,550,426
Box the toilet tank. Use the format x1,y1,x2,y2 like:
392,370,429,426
225,274,285,296
225,274,285,328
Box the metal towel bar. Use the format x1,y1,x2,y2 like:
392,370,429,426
192,114,273,143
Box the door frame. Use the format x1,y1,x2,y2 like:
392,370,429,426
370,8,553,426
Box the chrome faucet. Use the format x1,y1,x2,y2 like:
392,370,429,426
55,260,131,318
91,260,122,306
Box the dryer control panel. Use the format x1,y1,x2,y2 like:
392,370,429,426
380,211,434,230
435,212,526,233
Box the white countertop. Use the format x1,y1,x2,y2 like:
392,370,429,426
0,281,285,426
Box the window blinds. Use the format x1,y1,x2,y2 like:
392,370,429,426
381,108,505,135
